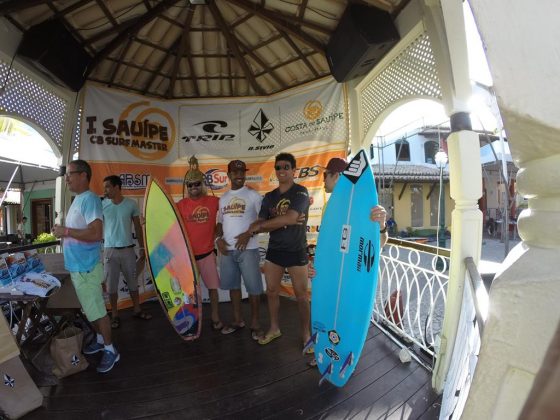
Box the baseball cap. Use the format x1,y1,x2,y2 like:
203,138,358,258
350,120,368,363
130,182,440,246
227,160,248,172
324,157,347,173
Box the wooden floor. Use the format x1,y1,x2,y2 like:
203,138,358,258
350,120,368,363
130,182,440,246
25,297,441,419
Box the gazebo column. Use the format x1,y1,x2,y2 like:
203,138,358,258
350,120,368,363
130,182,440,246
422,0,483,392
462,1,560,418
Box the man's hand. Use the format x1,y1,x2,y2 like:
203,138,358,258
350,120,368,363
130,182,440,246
216,237,229,255
370,205,387,227
234,232,252,251
296,213,306,225
51,224,65,238
308,261,316,279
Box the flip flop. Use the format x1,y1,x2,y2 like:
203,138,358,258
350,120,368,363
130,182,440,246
251,329,264,341
303,346,314,355
212,321,224,331
133,311,152,320
258,330,282,345
221,322,246,335
111,317,120,329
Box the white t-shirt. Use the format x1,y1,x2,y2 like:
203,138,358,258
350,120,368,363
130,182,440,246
218,186,262,251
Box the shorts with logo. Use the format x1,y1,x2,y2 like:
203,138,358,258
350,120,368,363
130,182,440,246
195,252,220,290
70,262,106,322
219,249,263,295
104,247,138,294
265,248,308,268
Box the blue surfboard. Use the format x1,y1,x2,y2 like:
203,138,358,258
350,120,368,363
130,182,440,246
310,150,380,387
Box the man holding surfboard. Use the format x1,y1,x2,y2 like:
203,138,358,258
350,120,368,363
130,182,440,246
245,153,311,348
216,160,264,339
52,159,119,373
177,159,224,331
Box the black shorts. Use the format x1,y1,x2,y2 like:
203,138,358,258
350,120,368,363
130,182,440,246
266,248,308,267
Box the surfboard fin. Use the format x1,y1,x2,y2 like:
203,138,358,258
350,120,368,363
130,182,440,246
319,363,333,386
302,332,318,355
339,352,354,378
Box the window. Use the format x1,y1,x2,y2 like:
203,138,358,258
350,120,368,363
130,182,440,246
395,139,410,161
411,184,423,227
424,140,438,164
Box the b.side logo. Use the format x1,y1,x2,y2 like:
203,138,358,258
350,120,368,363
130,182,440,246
248,109,275,151
182,120,236,142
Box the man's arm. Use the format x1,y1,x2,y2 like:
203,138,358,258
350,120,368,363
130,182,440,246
248,209,302,234
132,215,146,262
52,219,103,242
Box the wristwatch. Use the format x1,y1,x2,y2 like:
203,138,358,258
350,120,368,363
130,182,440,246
380,224,388,234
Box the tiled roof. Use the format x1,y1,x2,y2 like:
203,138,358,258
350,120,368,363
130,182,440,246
373,164,449,183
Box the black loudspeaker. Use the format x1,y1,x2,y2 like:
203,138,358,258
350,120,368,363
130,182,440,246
18,19,91,91
326,4,400,83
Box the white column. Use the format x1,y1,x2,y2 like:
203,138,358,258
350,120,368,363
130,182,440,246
463,1,560,418
422,0,483,392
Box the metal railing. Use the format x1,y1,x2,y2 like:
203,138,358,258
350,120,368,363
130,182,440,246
372,238,449,370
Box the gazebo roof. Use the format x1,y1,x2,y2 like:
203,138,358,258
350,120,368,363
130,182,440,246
1,0,408,99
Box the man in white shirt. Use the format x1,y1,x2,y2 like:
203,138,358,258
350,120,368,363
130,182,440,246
216,160,264,339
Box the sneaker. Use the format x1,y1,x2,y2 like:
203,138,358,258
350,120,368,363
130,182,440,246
83,341,104,355
97,349,120,373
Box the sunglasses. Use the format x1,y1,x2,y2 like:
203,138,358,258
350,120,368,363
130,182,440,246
187,181,202,188
65,170,83,177
274,164,292,171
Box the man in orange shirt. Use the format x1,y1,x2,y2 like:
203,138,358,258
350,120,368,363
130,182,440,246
177,159,223,331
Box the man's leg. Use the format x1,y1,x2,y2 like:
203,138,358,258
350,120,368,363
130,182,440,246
287,265,311,345
249,294,260,331
263,261,284,336
208,289,220,324
109,293,119,318
230,289,243,325
96,314,112,345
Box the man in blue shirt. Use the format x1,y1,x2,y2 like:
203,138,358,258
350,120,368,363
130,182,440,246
103,175,150,329
52,160,119,373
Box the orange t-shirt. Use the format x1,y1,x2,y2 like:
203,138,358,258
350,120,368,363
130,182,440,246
177,195,219,256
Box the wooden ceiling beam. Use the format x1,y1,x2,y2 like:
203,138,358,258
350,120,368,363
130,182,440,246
237,41,286,90
166,7,196,98
95,0,119,27
228,0,325,52
208,1,263,95
278,29,319,77
86,0,183,78
108,36,134,87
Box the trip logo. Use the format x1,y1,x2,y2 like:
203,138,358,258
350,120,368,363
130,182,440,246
85,101,176,162
204,169,228,190
356,237,375,272
182,120,236,143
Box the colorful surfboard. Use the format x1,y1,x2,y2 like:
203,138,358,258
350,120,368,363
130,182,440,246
310,150,381,387
143,178,202,340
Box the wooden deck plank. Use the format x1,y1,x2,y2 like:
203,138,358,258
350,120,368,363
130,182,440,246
24,297,439,419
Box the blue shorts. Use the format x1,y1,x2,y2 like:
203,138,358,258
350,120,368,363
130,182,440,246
219,249,264,295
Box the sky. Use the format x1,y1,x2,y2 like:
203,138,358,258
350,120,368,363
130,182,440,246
1,2,496,167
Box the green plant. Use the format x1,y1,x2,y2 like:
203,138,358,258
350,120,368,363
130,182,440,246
33,232,57,253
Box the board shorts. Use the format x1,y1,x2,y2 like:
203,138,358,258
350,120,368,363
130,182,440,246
70,262,106,322
219,249,263,295
266,248,308,268
104,247,138,294
195,251,220,290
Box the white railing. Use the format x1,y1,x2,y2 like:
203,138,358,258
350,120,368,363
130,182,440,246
372,239,449,370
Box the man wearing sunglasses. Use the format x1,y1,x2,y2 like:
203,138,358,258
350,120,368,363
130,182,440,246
177,165,223,331
245,153,311,348
52,160,119,373
215,160,263,338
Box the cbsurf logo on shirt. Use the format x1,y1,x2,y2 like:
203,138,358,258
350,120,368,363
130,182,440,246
190,206,210,223
204,169,228,190
222,197,246,216
85,101,176,162
274,198,290,216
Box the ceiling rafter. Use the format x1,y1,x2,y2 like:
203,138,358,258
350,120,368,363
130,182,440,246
45,1,96,57
167,7,196,98
95,0,119,27
227,0,325,52
86,0,183,78
278,29,319,77
208,1,263,96
108,36,134,87
237,40,286,90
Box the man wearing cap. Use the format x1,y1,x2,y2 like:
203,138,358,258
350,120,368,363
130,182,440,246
215,160,264,338
322,157,389,245
177,157,223,331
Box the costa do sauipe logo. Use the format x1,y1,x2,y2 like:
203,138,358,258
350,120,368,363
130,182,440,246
85,101,176,161
303,100,323,121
